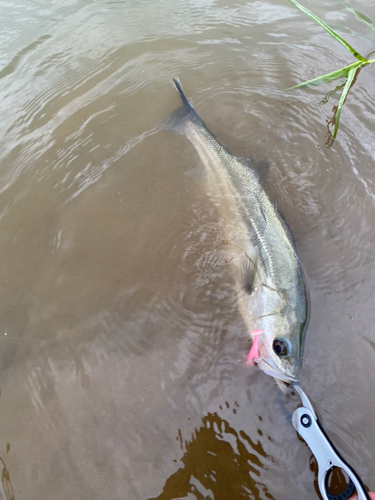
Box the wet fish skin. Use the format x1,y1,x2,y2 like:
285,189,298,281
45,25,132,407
167,78,307,390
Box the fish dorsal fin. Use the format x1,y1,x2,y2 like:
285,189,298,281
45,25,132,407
236,246,259,295
277,209,297,251
237,157,270,186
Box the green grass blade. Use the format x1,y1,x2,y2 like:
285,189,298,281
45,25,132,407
353,10,375,29
286,60,363,89
288,0,368,62
339,1,375,32
333,67,357,138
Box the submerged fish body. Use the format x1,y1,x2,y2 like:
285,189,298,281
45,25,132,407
167,79,307,389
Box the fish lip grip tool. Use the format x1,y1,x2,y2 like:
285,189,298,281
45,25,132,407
292,385,371,500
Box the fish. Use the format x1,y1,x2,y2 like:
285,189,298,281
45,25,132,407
166,78,308,390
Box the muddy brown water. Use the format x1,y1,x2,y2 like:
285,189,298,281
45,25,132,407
0,0,374,499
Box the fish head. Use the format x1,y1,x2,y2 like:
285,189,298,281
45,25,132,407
243,282,307,390
255,306,307,390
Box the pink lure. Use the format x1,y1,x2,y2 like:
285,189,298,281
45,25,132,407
246,330,263,365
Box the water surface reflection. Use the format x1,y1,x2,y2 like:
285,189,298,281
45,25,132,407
151,410,275,500
0,0,374,498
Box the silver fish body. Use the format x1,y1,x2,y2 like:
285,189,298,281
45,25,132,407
167,79,307,389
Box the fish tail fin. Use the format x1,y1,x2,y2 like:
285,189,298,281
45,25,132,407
172,78,194,111
163,78,205,135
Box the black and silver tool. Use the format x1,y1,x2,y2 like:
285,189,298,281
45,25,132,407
292,385,371,500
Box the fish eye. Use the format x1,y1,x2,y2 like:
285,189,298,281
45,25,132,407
273,338,288,356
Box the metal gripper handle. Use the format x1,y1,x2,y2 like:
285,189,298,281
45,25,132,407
292,406,371,500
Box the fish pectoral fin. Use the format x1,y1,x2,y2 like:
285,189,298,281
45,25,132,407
237,157,270,186
184,161,206,181
235,247,259,295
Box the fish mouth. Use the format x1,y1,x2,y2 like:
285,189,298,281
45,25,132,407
257,358,298,385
